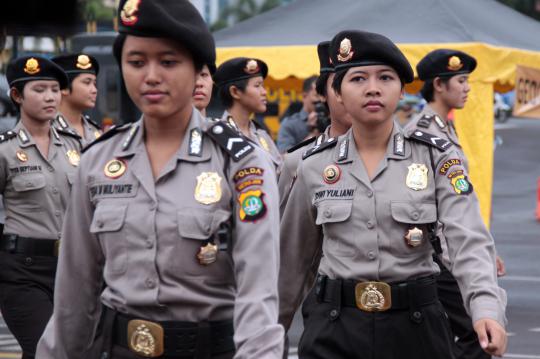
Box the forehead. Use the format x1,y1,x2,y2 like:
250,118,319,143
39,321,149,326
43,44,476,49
123,35,191,57
346,64,397,75
24,80,60,88
74,73,97,81
247,75,264,84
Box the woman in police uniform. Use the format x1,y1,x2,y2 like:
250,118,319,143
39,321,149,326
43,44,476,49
278,30,507,359
37,1,283,359
193,64,214,117
214,58,282,171
0,56,81,359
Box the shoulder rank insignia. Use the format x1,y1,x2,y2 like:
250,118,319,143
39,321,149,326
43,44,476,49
18,129,30,144
393,133,405,156
206,122,254,161
417,115,432,128
337,138,349,161
189,128,203,157
0,131,17,143
82,122,133,153
409,130,451,151
57,115,69,129
302,137,337,160
286,135,318,154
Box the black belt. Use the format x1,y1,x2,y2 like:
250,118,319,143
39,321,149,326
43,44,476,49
0,234,59,257
316,275,438,311
112,308,235,358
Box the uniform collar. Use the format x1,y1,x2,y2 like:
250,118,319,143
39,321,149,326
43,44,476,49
14,121,62,148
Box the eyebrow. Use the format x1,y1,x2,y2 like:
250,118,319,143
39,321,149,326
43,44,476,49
125,50,179,56
349,68,395,75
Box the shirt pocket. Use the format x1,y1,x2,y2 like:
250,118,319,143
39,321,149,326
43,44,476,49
389,201,437,257
11,173,46,192
174,207,234,282
90,204,128,274
316,201,356,257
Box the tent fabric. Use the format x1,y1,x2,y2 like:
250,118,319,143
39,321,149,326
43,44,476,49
214,0,540,226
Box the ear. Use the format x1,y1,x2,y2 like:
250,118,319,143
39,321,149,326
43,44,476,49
335,90,344,104
61,88,70,96
229,85,242,101
10,87,23,105
399,87,405,100
433,77,444,93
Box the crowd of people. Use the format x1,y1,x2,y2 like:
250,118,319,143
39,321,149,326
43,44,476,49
0,0,508,358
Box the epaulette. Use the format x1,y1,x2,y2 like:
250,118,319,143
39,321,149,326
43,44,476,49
302,137,337,160
206,122,254,161
409,130,452,151
56,127,82,140
0,130,17,143
417,115,433,128
84,115,101,130
82,122,133,153
286,135,317,154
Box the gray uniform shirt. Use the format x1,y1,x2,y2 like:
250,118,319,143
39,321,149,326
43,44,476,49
278,123,506,330
52,113,102,146
0,122,81,239
37,110,283,359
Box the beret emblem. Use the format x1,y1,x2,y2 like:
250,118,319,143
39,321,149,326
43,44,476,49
447,56,463,71
121,0,141,26
76,55,92,70
337,38,354,62
244,59,260,74
24,58,40,75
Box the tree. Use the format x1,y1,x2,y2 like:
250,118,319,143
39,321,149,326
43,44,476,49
211,0,284,31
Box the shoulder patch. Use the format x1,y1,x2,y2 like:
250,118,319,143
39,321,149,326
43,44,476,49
206,122,254,161
302,137,337,160
286,135,317,154
56,127,82,140
81,122,133,153
0,130,17,143
409,130,452,151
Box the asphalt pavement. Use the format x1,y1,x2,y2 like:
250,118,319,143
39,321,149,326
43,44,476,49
0,118,539,358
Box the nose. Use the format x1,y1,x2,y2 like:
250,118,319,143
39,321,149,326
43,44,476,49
365,77,381,96
90,83,98,95
145,62,161,85
261,86,267,96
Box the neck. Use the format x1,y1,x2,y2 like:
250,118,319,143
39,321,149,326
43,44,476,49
328,116,349,138
58,103,84,125
20,115,51,138
228,104,252,135
428,101,450,121
198,108,206,117
144,106,192,142
352,119,393,152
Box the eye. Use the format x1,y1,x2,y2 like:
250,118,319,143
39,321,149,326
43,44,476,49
349,75,365,82
380,73,395,81
161,59,178,67
127,60,144,67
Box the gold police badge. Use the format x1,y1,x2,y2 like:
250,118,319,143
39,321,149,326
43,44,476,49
121,0,141,26
337,38,354,62
66,150,80,167
244,59,260,74
258,134,270,152
195,172,222,205
76,55,92,70
197,242,218,265
447,56,463,71
323,164,341,184
127,320,164,357
406,163,428,190
16,150,28,162
104,159,127,179
405,227,423,247
24,58,40,75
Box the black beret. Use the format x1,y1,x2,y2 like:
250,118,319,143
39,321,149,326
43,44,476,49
117,0,216,72
6,56,68,89
52,53,100,77
417,49,477,80
329,30,414,83
317,41,333,74
214,57,268,87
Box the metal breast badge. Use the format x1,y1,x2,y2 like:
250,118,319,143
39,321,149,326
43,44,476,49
194,172,222,205
66,150,80,167
405,227,424,247
197,242,218,265
406,163,428,190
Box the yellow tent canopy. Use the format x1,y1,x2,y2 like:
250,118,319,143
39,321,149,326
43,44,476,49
215,0,540,226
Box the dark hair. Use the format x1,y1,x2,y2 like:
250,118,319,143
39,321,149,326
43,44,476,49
332,69,347,95
218,78,249,109
9,81,27,111
315,73,329,97
113,33,204,72
420,77,451,102
303,75,318,93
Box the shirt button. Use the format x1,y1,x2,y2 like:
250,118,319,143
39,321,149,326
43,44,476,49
145,278,156,289
411,212,419,220
47,166,54,172
366,190,373,198
367,251,376,260
55,210,61,217
146,240,153,249
97,221,104,228
25,257,33,265
52,187,59,194
366,220,374,229
324,209,332,218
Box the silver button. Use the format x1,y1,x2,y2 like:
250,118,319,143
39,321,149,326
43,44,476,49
411,212,419,220
47,166,54,172
324,209,332,218
212,125,224,134
97,221,104,228
367,251,376,260
146,240,153,249
52,187,59,194
145,278,156,289
55,210,61,217
366,190,373,198
366,221,374,229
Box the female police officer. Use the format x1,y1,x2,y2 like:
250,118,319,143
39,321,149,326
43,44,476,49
37,1,283,358
278,30,507,358
0,56,80,358
193,64,214,117
214,58,282,171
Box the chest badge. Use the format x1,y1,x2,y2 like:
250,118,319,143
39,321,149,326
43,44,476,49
16,150,28,162
258,134,270,152
195,172,222,205
405,227,424,247
197,242,218,265
406,163,428,191
323,164,341,184
66,150,80,167
104,159,127,179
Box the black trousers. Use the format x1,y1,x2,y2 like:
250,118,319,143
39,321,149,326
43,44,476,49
299,287,456,359
0,252,57,359
435,257,491,359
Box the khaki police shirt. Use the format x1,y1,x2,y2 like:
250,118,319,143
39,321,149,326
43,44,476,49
52,113,102,146
37,109,284,359
278,123,506,331
221,111,283,173
0,122,81,239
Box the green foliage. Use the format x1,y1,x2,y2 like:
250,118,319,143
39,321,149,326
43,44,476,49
81,0,115,22
212,0,285,31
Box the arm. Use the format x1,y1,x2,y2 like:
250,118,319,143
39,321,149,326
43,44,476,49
278,162,322,331
36,158,104,358
230,148,284,359
277,153,298,215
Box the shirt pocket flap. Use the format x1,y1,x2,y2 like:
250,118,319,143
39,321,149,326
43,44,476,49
390,201,437,224
316,202,353,225
90,204,128,233
12,173,46,192
177,208,231,240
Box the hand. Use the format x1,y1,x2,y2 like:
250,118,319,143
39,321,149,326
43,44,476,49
496,256,506,277
473,318,507,357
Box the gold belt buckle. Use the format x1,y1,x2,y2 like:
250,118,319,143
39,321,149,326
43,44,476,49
54,240,60,257
127,319,165,358
355,281,392,312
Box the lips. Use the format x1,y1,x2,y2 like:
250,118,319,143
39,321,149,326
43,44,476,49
142,90,167,102
363,100,384,111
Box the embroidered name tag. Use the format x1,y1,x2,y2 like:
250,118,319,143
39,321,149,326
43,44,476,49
89,182,138,199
